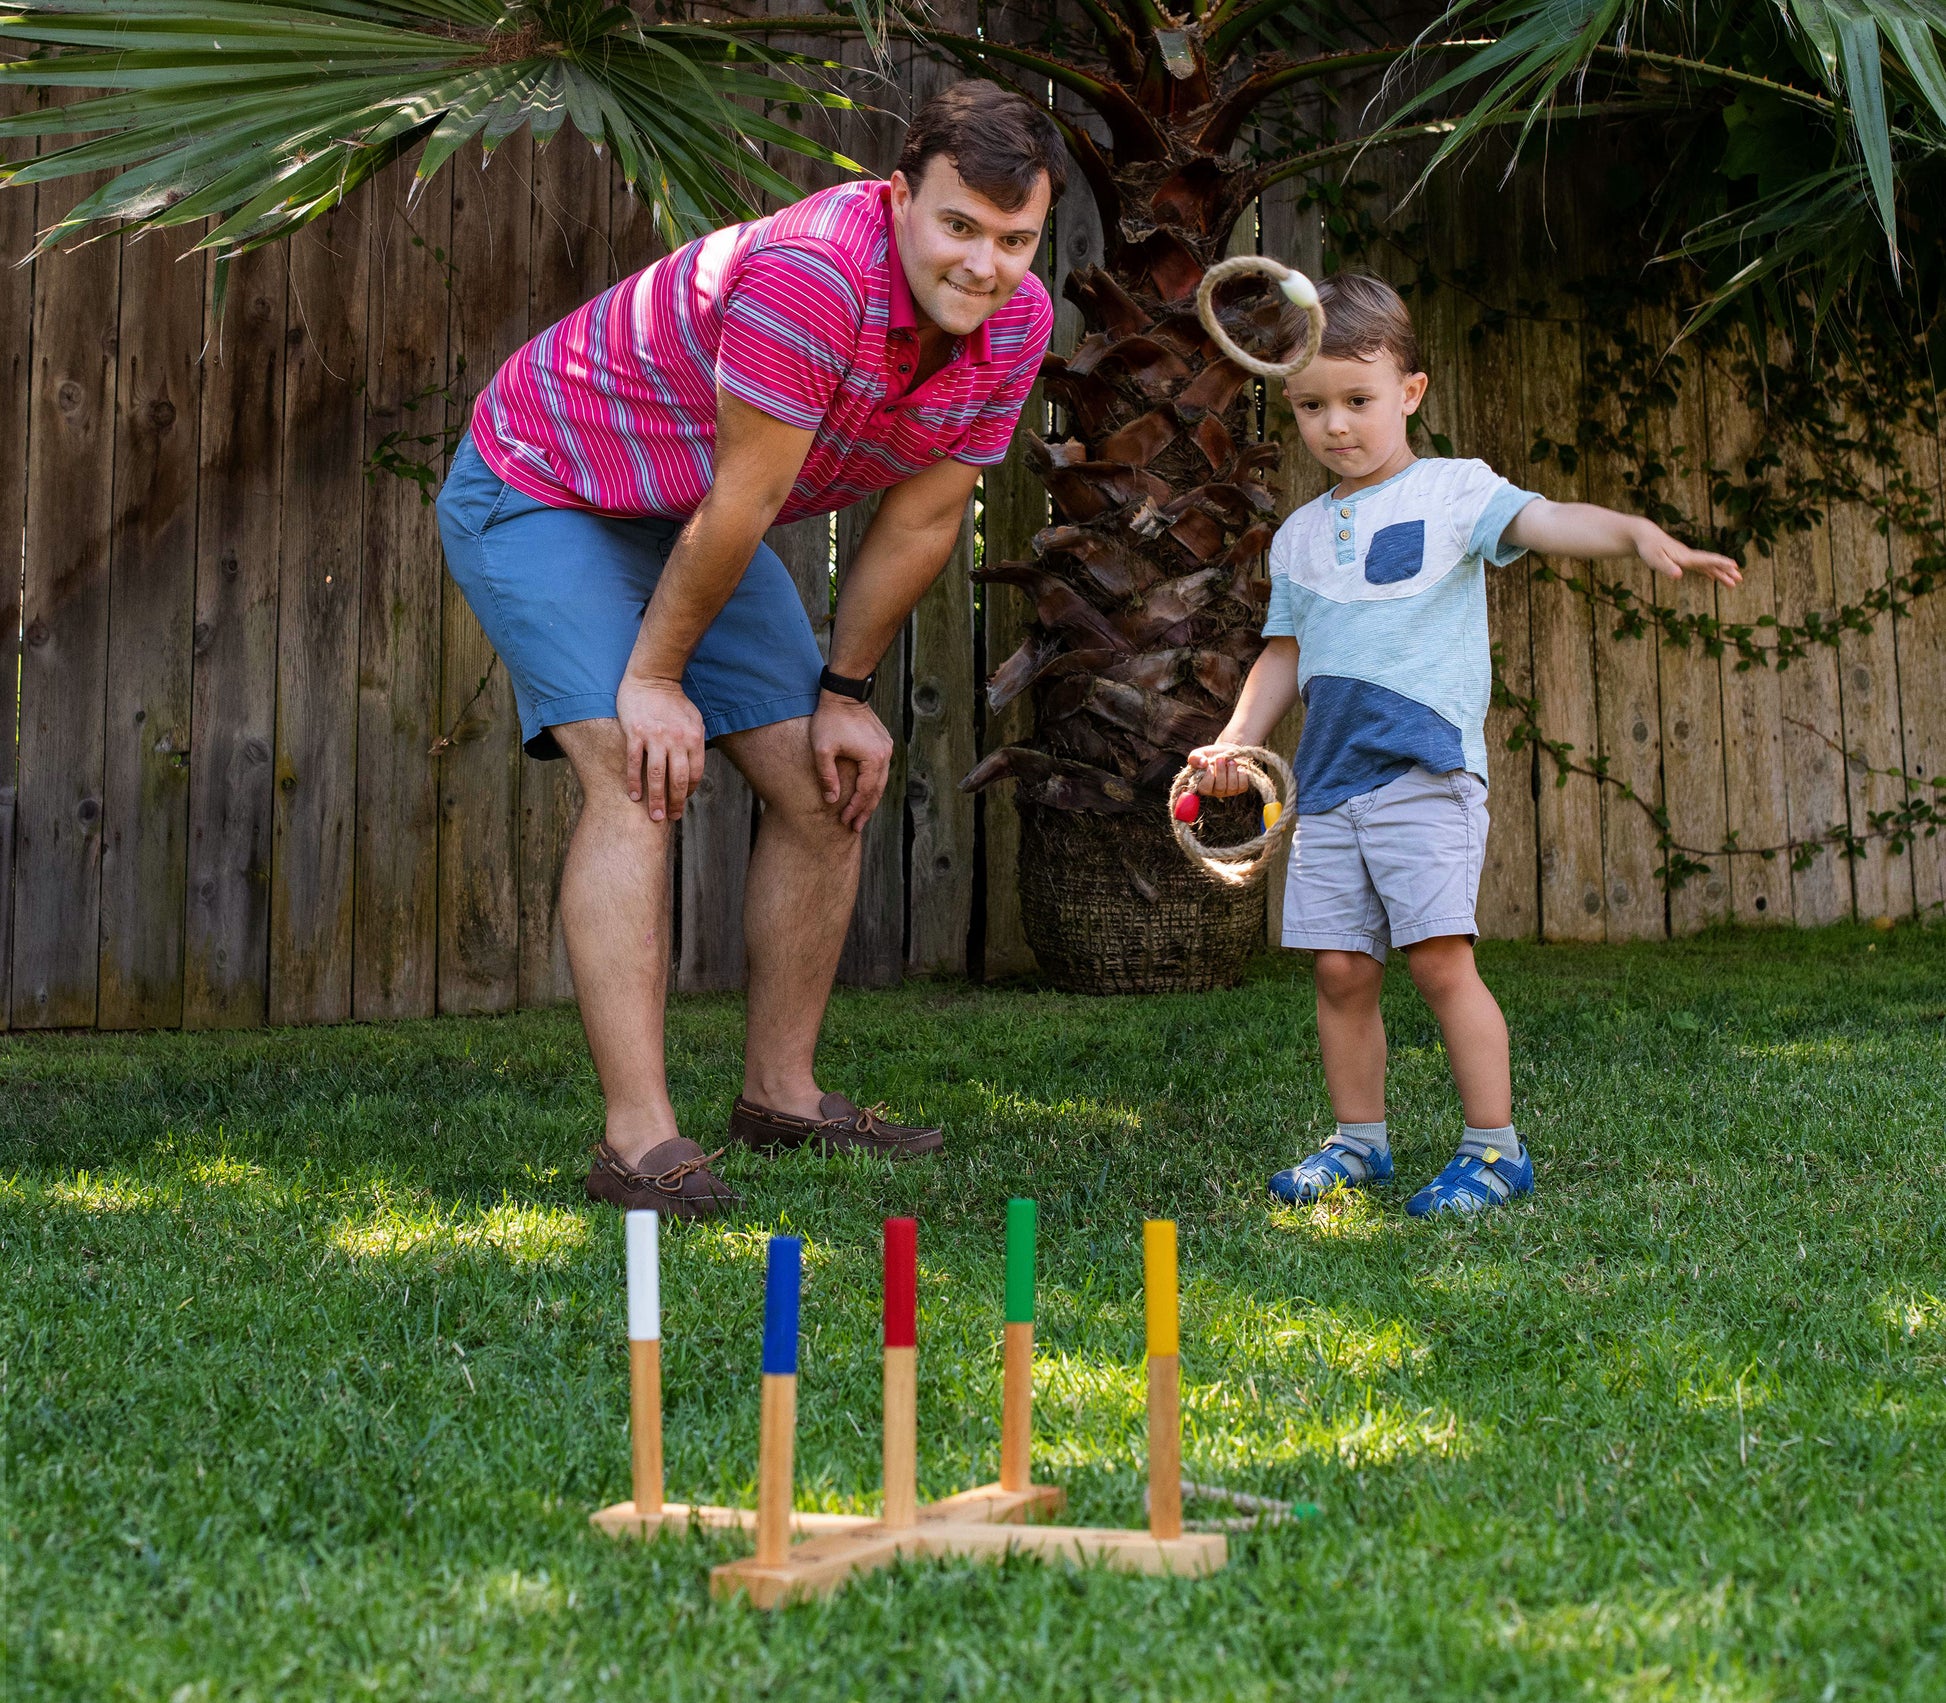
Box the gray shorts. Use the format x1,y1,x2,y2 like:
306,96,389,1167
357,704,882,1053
1281,764,1488,963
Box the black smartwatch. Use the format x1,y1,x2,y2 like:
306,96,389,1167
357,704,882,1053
819,664,878,703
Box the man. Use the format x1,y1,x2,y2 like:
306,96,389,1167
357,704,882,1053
435,83,1062,1218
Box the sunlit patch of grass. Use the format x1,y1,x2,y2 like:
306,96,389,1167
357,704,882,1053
181,1154,269,1191
42,1170,168,1214
1498,1581,1777,1701
328,1199,590,1265
968,1083,1147,1137
1197,1288,1430,1378
1266,1181,1393,1241
1881,1291,1943,1337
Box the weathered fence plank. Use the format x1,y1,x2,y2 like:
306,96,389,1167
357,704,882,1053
1585,304,1668,941
354,167,451,1020
678,765,755,993
1891,416,1943,918
1773,451,1853,928
438,137,531,1016
12,140,120,1028
1514,182,1603,941
270,193,371,1026
1908,420,1946,918
1829,460,1916,921
908,505,978,974
0,78,33,1030
1440,164,1538,940
98,226,205,1028
1704,343,1791,924
1652,311,1732,934
184,247,288,1028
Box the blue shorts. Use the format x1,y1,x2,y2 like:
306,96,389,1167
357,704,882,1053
434,434,825,760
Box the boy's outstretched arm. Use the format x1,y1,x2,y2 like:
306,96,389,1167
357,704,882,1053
1504,499,1743,587
1188,637,1301,796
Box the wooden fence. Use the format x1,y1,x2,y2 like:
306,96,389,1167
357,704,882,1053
3,37,1942,1032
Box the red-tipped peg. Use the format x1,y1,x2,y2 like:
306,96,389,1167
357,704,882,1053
884,1217,917,1349
1173,792,1201,824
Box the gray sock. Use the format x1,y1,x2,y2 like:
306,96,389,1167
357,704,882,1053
1324,1120,1388,1181
1459,1124,1523,1163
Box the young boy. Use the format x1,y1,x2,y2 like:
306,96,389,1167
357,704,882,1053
1189,274,1741,1218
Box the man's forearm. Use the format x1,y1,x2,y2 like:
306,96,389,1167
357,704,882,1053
826,513,963,679
628,498,777,681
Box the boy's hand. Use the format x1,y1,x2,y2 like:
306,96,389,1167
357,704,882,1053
1633,519,1743,588
1187,746,1250,797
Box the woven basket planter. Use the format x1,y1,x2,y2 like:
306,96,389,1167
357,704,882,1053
1017,799,1266,994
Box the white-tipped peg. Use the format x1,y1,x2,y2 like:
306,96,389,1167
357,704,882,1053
1277,269,1320,311
625,1209,660,1342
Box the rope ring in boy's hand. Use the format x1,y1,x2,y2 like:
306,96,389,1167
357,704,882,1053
1195,256,1326,380
1168,745,1297,888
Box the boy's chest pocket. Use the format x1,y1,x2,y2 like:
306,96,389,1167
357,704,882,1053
1363,519,1425,584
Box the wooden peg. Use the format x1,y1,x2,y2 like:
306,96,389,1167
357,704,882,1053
1144,1220,1182,1542
755,1236,802,1568
625,1210,663,1516
882,1217,918,1529
1000,1198,1037,1493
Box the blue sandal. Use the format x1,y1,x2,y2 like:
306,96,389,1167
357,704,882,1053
1405,1144,1533,1218
1268,1135,1393,1206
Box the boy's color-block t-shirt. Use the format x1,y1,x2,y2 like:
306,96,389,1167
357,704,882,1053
1264,457,1540,813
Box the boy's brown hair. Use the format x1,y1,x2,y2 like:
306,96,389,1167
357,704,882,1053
1276,271,1422,375
895,81,1068,212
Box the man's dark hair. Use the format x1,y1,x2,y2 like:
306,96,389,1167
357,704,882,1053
895,81,1068,211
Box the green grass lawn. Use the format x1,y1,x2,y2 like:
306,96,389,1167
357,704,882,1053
6,925,1945,1701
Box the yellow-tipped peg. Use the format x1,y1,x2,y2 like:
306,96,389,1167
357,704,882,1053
1143,1220,1179,1358
1261,800,1283,832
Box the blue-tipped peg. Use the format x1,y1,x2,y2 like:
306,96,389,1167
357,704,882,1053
760,1236,803,1375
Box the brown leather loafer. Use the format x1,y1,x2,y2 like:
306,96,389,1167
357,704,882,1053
584,1137,739,1219
728,1091,944,1159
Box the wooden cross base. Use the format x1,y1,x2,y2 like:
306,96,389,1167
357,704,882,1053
592,1481,1226,1608
590,1480,1060,1542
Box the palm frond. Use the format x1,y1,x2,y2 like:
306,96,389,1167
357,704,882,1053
0,0,877,297
1375,0,1946,276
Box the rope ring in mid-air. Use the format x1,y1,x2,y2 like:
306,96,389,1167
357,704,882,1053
1194,255,1327,380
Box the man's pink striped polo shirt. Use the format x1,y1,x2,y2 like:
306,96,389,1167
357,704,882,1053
469,179,1053,522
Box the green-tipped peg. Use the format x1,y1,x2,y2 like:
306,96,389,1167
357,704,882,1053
1004,1197,1036,1325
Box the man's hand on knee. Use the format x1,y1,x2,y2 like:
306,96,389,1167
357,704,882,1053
617,673,706,822
810,697,893,832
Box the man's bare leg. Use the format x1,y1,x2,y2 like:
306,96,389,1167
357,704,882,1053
718,716,863,1118
553,717,682,1167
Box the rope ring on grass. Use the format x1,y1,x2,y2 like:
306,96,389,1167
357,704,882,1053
1167,744,1298,888
1194,255,1327,380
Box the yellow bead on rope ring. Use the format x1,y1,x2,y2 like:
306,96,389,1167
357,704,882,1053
1167,745,1297,889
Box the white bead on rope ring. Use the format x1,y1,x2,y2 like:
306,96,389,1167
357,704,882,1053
1193,255,1326,380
